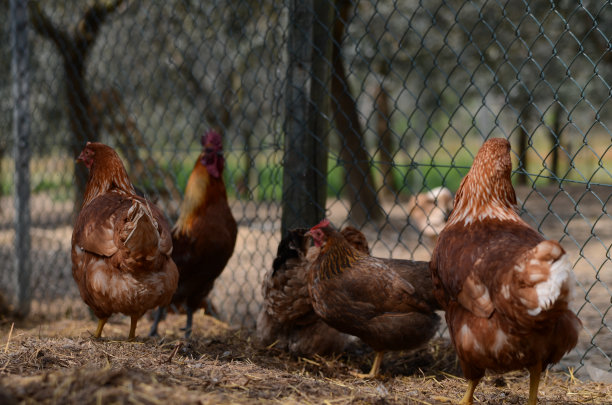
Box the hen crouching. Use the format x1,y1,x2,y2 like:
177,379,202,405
149,130,237,338
256,226,368,356
72,142,179,340
430,138,581,405
307,220,440,378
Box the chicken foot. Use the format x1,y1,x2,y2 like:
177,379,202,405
93,317,108,339
459,377,481,405
351,351,384,378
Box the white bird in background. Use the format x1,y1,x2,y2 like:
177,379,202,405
407,186,454,241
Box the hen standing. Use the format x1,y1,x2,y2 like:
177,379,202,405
72,142,179,340
256,226,368,356
307,220,440,377
430,138,581,405
149,130,237,338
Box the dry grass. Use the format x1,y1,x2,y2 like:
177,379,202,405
0,314,609,404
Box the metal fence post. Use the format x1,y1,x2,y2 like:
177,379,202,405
281,0,332,236
10,0,31,317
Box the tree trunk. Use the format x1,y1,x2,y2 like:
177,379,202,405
331,0,382,225
29,0,123,215
375,60,399,198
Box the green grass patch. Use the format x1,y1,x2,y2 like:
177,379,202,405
32,177,73,202
3,131,608,206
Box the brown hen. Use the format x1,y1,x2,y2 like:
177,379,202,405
149,130,237,338
430,138,581,405
72,142,179,340
256,226,368,356
307,220,440,377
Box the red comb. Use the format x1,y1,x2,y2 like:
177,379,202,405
311,218,330,230
201,129,222,148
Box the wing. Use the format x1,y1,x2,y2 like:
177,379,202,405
146,197,173,257
382,258,441,311
73,192,173,260
327,256,430,318
309,255,440,351
72,192,131,257
263,256,314,324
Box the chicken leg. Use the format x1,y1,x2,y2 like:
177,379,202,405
459,378,481,405
528,361,542,405
351,351,384,378
128,315,139,340
180,306,194,338
149,307,165,337
93,317,108,339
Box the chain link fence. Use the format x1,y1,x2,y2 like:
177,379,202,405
2,0,611,375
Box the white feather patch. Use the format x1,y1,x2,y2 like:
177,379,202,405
458,324,484,354
528,253,573,316
500,284,510,299
492,329,509,355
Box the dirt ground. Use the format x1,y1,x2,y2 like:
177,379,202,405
0,314,610,405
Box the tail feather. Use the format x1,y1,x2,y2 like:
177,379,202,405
524,240,573,316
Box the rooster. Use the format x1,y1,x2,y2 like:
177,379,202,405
149,130,237,338
256,226,368,356
430,138,581,405
72,142,179,340
307,220,440,377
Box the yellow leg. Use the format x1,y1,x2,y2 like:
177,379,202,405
528,362,542,405
128,315,138,340
351,351,384,378
459,378,481,405
93,318,108,339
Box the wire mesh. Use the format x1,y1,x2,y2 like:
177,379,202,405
1,0,610,376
